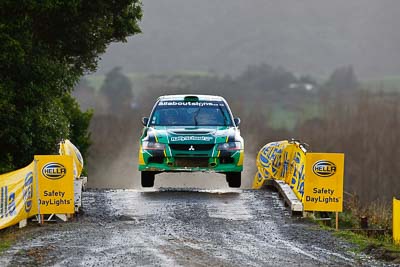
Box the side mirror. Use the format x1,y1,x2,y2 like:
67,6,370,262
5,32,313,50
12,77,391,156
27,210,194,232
142,117,149,126
234,117,241,126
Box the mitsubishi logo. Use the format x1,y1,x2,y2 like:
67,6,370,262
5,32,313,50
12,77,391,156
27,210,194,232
188,145,195,151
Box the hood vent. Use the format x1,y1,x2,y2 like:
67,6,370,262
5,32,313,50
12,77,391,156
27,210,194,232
171,131,212,135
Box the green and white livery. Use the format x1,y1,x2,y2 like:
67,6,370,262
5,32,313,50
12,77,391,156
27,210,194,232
138,95,244,187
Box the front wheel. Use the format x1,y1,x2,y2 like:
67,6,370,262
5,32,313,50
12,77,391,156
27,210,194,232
141,171,156,187
226,172,241,188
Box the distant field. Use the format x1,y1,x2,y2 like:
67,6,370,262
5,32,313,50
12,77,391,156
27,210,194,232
85,75,105,90
86,71,400,91
363,76,400,92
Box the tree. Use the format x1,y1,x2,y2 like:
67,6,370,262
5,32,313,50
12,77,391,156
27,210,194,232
100,67,133,115
237,63,297,92
0,1,142,172
324,65,359,92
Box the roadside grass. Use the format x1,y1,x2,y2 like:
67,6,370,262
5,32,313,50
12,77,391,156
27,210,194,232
334,230,399,252
310,211,400,263
0,227,17,255
0,239,11,254
311,194,400,263
0,224,34,255
334,230,400,263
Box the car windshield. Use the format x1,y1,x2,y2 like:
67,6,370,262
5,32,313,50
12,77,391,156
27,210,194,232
149,100,233,126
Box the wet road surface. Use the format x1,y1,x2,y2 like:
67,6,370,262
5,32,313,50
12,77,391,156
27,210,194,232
0,187,387,266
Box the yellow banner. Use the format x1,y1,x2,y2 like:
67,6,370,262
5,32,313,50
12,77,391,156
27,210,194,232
394,198,400,245
252,141,306,200
303,153,344,212
59,139,84,178
252,141,287,189
285,144,306,200
0,162,38,230
35,155,74,214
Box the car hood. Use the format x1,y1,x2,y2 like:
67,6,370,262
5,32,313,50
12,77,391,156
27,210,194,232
147,126,237,144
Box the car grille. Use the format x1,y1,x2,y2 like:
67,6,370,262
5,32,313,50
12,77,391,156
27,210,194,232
169,144,214,151
220,157,234,164
148,157,164,164
175,157,209,167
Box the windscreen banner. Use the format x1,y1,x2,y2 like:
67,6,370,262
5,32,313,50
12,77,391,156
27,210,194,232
0,155,74,230
303,153,344,212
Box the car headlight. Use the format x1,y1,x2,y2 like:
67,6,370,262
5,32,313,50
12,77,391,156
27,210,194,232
218,142,242,151
142,141,166,150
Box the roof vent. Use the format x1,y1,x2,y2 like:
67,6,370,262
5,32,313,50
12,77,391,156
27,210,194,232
184,96,199,102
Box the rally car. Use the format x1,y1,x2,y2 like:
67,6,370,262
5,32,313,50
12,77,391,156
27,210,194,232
138,95,244,188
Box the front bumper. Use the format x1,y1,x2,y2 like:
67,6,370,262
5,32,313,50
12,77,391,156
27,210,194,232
138,146,244,173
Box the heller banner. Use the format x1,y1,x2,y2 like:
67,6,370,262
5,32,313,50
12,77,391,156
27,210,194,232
0,155,75,230
59,139,84,178
252,140,306,200
0,162,38,230
303,153,344,212
35,155,74,214
394,198,400,245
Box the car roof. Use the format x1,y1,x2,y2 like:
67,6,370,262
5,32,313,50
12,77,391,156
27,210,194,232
158,94,226,102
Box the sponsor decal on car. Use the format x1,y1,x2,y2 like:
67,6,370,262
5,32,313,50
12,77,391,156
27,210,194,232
170,136,213,142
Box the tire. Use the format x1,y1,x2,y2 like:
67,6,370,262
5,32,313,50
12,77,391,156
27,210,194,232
141,171,155,187
226,172,241,188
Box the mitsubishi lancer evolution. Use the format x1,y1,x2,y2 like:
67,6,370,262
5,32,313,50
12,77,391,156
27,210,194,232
138,95,244,188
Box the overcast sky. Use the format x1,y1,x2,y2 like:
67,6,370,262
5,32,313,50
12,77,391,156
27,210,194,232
95,0,400,78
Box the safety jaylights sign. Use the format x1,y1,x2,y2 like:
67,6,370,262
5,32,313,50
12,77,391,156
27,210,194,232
35,155,74,214
303,153,344,212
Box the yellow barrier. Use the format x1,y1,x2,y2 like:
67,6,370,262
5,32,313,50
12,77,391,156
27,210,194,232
59,139,84,178
0,155,74,230
394,198,400,245
0,162,38,230
252,140,306,200
253,141,345,214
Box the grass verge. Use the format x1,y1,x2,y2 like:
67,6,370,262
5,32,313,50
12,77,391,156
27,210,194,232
0,239,11,254
0,224,29,255
334,230,400,263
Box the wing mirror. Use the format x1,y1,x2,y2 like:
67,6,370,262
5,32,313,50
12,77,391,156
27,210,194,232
142,117,149,126
234,117,241,126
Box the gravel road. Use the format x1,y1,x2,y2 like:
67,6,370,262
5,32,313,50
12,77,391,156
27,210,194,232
0,184,388,267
